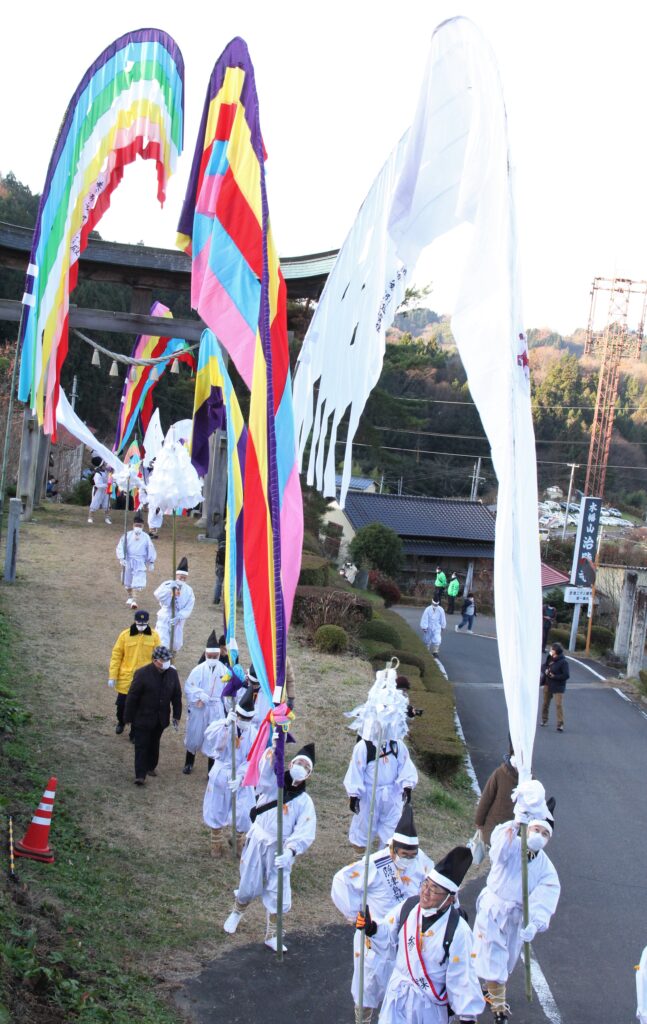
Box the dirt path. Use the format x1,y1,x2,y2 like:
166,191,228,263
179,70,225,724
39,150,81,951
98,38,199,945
6,503,475,984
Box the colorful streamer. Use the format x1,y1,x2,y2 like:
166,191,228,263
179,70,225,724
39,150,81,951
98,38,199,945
18,29,185,437
178,38,303,704
113,301,195,455
190,329,247,646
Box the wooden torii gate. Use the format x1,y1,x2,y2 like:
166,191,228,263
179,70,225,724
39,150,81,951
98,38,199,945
0,221,335,531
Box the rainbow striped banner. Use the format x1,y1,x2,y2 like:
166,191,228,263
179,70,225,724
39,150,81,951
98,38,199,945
113,301,195,455
191,330,247,645
178,38,303,703
18,29,185,438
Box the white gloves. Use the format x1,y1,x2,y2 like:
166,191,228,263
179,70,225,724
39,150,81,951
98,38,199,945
120,559,126,568
520,922,537,943
226,709,237,725
274,849,294,871
147,563,155,571
227,775,242,793
169,616,178,626
108,679,116,688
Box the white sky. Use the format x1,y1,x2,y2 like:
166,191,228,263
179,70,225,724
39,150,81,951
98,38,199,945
2,0,647,334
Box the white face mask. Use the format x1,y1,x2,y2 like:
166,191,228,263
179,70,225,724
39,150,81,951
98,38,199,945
394,853,418,872
136,624,147,632
527,832,548,852
237,719,251,731
133,527,143,537
289,763,309,783
205,653,220,664
161,660,171,670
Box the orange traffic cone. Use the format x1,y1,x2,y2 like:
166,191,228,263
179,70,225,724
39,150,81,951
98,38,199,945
14,776,57,863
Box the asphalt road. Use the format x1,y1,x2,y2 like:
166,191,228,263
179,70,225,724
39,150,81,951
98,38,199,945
397,605,647,1024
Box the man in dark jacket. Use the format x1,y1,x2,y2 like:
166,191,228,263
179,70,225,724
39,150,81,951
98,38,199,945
540,642,569,732
474,751,519,844
125,645,182,784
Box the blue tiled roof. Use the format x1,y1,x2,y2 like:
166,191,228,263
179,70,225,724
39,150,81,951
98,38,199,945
342,492,496,543
334,475,376,491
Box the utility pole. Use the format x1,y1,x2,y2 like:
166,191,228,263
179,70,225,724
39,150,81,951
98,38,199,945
561,463,579,540
470,457,482,501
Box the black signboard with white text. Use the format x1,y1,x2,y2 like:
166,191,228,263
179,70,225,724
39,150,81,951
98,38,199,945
570,497,603,586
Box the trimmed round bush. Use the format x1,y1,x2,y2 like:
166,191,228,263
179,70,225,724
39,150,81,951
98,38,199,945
358,620,402,647
314,624,348,653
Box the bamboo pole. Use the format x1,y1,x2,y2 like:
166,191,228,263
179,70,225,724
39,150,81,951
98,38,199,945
230,696,238,861
121,495,129,589
0,326,23,556
275,727,286,962
358,722,384,1016
169,511,177,654
520,822,533,1002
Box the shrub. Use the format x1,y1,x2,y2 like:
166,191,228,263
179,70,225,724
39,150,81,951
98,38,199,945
638,670,647,698
349,523,403,576
358,619,402,647
66,478,92,505
368,649,426,677
369,571,402,607
548,625,614,652
302,531,323,555
298,553,329,587
314,624,348,653
292,586,373,634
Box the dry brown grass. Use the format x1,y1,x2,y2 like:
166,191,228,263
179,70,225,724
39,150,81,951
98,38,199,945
6,503,475,979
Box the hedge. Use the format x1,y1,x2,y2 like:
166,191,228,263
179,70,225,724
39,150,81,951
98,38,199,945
358,619,402,647
356,607,463,777
549,625,615,652
314,624,348,653
298,553,330,587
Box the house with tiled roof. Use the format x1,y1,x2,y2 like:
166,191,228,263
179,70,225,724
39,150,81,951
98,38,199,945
325,491,496,586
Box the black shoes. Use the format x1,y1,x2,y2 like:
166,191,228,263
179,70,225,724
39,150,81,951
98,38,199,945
147,769,158,777
182,764,193,775
115,723,124,735
134,778,145,786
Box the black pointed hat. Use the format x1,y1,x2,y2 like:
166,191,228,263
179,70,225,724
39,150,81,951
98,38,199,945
91,455,103,467
133,512,144,524
218,634,226,646
176,556,189,574
428,846,473,893
205,629,219,651
392,804,418,850
247,663,259,683
292,742,315,767
235,685,256,718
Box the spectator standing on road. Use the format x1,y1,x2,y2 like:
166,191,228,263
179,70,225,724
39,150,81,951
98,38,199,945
433,566,447,603
124,645,182,785
420,598,447,656
542,604,556,651
474,751,519,845
540,642,569,732
455,592,476,634
447,572,460,613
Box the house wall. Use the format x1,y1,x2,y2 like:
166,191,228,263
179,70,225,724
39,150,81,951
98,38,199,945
322,505,356,563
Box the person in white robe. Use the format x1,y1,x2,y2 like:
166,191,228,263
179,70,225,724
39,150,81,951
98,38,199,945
154,556,195,653
359,847,483,1024
202,685,259,856
116,512,156,608
223,742,317,952
182,630,231,775
472,803,560,1023
419,599,446,656
87,462,112,524
637,944,647,1024
344,736,418,854
332,805,434,1022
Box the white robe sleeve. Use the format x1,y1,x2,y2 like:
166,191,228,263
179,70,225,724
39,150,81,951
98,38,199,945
154,581,170,605
528,858,560,933
178,585,195,620
637,945,647,1024
420,608,429,630
445,919,486,1019
438,607,446,630
185,667,211,706
145,536,157,565
331,858,369,920
396,741,418,791
343,740,368,798
285,793,317,857
202,719,230,759
489,821,520,864
116,536,125,561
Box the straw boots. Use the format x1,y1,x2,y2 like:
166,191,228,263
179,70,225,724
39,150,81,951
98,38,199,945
351,845,365,857
354,1005,374,1023
486,981,510,1023
235,831,246,857
264,911,287,953
210,828,227,857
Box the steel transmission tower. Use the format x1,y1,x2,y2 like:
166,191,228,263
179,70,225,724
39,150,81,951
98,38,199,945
583,277,647,497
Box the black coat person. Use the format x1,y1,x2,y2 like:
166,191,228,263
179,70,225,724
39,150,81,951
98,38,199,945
125,646,182,784
540,643,569,731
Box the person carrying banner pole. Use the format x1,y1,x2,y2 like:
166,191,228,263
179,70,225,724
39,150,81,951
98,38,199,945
358,722,384,1023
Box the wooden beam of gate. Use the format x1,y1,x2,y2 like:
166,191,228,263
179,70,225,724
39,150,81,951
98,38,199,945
0,297,207,341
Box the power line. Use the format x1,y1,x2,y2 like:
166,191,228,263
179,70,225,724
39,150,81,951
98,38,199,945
369,425,647,446
380,394,647,411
